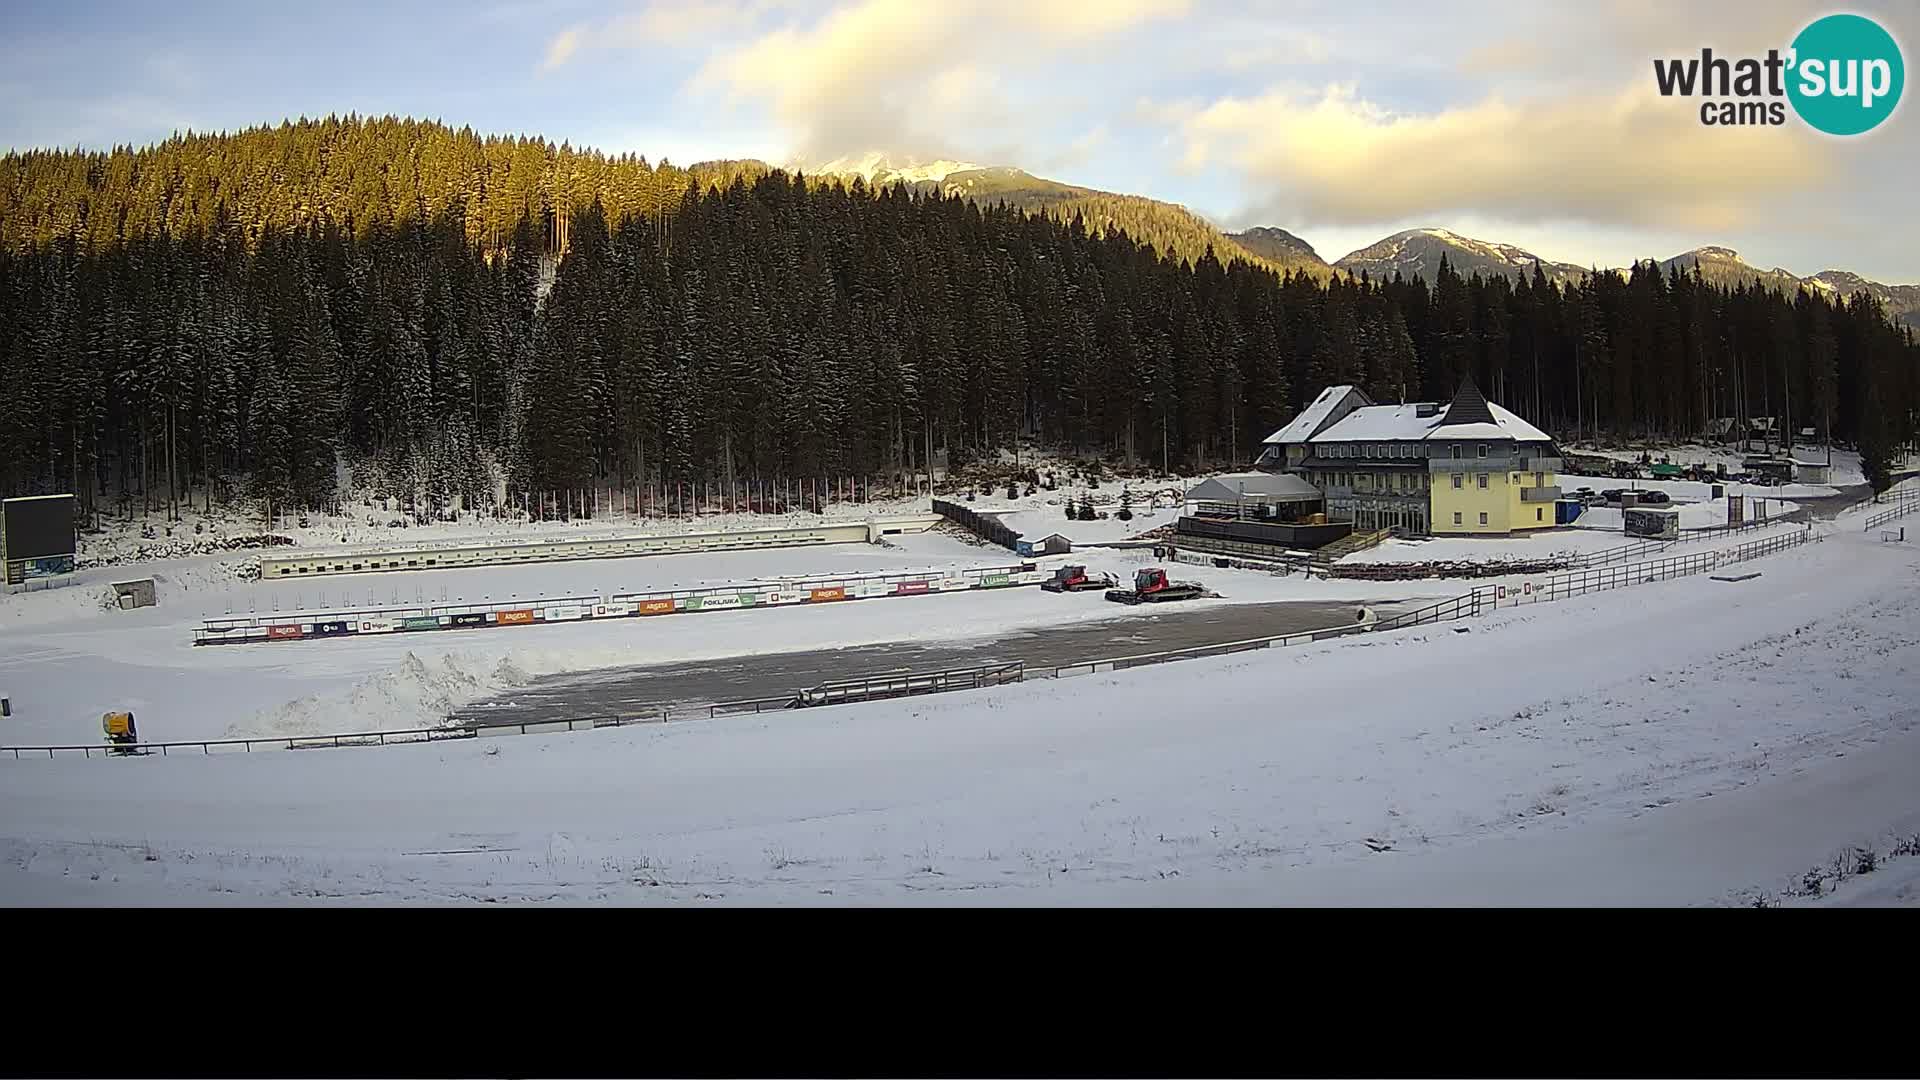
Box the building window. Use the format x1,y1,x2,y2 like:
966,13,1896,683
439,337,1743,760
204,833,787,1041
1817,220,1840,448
1480,512,1489,525
1452,473,1463,489
1453,512,1462,525
1477,473,1489,489
1478,444,1488,458
1450,445,1461,459
1536,507,1544,521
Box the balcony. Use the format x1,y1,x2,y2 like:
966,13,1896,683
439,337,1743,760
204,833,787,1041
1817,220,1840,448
1520,485,1562,502
1519,457,1564,473
1429,457,1520,473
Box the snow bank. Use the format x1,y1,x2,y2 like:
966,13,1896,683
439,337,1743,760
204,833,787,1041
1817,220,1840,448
242,650,530,738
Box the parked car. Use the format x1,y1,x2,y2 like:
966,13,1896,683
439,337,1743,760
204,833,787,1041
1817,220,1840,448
1636,490,1671,505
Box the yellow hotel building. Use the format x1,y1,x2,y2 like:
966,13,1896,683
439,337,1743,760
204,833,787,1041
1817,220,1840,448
1256,379,1562,536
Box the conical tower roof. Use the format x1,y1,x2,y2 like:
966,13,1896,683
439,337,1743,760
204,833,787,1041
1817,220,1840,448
1440,375,1496,427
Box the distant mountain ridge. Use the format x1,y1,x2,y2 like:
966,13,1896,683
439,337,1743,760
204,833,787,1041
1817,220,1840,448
801,152,1331,278
1317,228,1916,327
1226,226,1326,270
1333,228,1586,284
797,155,1909,324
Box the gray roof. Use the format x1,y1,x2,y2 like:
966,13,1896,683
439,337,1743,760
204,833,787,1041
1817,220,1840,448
1262,385,1371,445
1439,376,1496,427
1185,473,1324,504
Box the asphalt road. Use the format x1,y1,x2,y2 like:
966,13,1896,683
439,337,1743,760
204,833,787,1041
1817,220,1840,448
454,596,1407,726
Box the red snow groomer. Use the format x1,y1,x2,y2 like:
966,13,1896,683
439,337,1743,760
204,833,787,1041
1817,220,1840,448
1040,565,1118,593
1105,567,1208,605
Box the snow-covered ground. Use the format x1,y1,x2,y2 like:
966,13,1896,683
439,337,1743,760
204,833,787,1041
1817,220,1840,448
1560,468,1832,502
1343,515,1805,567
74,490,937,569
1564,494,1800,531
1347,530,1646,565
2,522,1913,906
0,528,1452,747
982,504,1173,545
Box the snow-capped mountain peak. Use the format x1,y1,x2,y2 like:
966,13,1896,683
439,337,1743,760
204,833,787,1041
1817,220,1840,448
805,151,984,185
1333,228,1584,282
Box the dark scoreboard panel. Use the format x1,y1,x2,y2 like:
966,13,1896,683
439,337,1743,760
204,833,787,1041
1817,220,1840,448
2,494,76,562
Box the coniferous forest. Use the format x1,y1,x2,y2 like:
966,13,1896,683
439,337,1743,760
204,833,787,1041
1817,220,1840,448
2,116,1916,522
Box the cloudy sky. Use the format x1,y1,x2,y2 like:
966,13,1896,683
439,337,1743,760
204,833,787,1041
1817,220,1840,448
3,0,1913,280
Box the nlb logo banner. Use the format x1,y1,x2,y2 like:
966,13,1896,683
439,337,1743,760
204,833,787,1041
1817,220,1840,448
1654,13,1903,134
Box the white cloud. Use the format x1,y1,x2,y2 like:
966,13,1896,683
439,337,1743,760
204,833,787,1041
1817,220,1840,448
1177,81,1835,232
1221,30,1330,70
542,27,582,70
691,0,1190,161
541,0,778,71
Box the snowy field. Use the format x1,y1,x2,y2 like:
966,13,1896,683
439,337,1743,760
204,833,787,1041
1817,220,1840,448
0,529,1451,747
1,523,1914,906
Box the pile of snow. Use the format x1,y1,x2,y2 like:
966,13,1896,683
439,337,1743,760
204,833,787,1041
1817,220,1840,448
244,650,527,738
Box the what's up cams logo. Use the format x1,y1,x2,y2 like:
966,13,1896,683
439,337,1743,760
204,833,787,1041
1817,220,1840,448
1654,12,1904,134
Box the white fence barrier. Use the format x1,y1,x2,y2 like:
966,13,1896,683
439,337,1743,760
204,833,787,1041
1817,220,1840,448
195,561,1049,646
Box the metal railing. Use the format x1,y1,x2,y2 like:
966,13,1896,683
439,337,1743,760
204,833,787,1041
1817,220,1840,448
1043,621,1371,678
795,662,1026,706
4,723,481,759
1493,527,1809,608
1372,590,1487,631
1863,489,1920,531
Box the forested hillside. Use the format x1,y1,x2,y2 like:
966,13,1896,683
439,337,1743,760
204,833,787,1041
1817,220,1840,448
2,115,1917,521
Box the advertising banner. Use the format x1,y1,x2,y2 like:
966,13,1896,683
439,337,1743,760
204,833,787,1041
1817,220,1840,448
402,616,442,631
638,599,676,615
544,605,584,621
266,624,303,640
895,579,931,595
809,586,846,602
449,612,487,627
497,609,535,625
6,554,76,584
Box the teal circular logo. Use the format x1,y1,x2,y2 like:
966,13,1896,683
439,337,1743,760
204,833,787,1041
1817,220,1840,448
1787,13,1904,135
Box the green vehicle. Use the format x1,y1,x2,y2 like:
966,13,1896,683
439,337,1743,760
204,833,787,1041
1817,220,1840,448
1649,461,1683,479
